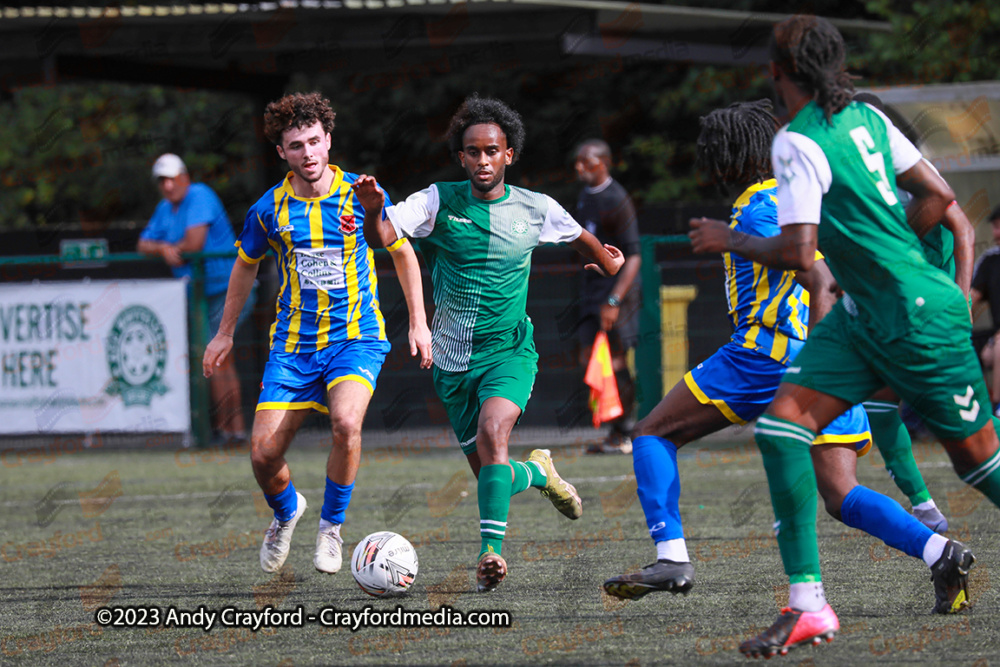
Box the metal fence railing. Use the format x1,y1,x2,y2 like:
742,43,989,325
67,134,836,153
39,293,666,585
1,240,734,450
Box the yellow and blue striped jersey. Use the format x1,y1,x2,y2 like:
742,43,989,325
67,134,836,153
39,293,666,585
236,165,392,353
722,179,810,365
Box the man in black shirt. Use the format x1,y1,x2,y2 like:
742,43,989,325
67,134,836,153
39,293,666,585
574,139,642,453
972,205,1000,411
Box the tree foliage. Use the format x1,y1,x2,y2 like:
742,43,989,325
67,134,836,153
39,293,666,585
1,1,998,235
0,84,259,234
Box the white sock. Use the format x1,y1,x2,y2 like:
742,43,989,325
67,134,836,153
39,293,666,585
318,519,341,533
788,581,826,612
656,539,689,563
912,499,938,512
922,534,948,567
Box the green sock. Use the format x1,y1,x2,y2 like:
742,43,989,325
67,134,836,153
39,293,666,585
478,464,512,557
865,401,931,505
510,460,547,495
754,415,821,584
960,443,1000,508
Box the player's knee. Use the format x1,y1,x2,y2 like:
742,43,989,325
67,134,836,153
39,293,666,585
329,412,363,442
250,442,276,471
478,415,510,450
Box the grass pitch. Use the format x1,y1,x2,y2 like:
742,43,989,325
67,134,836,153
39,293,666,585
1,430,998,666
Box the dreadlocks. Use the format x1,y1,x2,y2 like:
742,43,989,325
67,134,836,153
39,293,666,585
696,99,779,188
446,94,526,163
770,15,858,124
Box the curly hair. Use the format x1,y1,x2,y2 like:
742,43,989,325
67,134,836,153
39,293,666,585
445,94,525,163
263,92,336,145
770,15,858,124
696,99,778,188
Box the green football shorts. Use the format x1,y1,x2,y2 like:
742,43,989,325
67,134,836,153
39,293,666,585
433,346,539,457
783,296,990,440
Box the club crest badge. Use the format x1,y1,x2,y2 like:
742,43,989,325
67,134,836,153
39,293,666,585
105,305,169,407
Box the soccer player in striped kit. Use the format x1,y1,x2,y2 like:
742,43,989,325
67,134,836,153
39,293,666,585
203,92,432,576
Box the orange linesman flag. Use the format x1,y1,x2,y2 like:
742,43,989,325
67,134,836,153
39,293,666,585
584,331,623,428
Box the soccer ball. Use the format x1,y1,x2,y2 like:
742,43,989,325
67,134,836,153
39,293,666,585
351,531,418,597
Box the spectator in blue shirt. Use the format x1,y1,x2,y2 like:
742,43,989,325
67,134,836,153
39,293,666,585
138,153,256,444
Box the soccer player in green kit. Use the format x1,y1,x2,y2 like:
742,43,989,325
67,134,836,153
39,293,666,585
854,91,976,535
355,95,624,592
690,15,999,658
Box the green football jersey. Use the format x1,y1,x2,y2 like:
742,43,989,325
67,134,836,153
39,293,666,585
919,222,955,277
388,181,583,372
773,100,963,341
896,161,956,277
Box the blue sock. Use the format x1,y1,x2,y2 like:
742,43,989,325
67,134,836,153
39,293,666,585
264,481,299,522
321,478,355,524
632,435,683,543
840,485,932,559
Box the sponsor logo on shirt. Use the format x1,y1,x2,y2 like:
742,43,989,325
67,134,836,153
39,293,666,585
339,215,357,234
359,367,375,381
447,214,473,224
277,224,294,233
294,247,345,290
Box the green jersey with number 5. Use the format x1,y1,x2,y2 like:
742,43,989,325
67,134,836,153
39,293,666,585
772,100,964,341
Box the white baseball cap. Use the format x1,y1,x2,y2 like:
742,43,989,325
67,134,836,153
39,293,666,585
152,153,187,179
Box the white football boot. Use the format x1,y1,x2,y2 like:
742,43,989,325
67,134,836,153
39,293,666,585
259,492,307,573
314,522,344,574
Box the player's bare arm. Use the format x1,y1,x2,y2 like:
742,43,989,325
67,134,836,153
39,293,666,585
896,160,956,244
941,202,975,299
791,258,837,330
203,256,259,377
569,230,624,276
387,241,433,369
689,217,817,271
353,174,398,249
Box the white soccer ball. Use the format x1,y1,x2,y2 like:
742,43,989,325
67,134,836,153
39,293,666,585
351,531,418,597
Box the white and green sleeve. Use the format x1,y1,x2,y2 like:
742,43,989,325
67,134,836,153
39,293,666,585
387,184,440,239
539,195,584,244
771,129,831,226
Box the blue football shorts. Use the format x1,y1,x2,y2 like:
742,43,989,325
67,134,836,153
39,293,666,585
684,342,871,455
257,338,391,413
